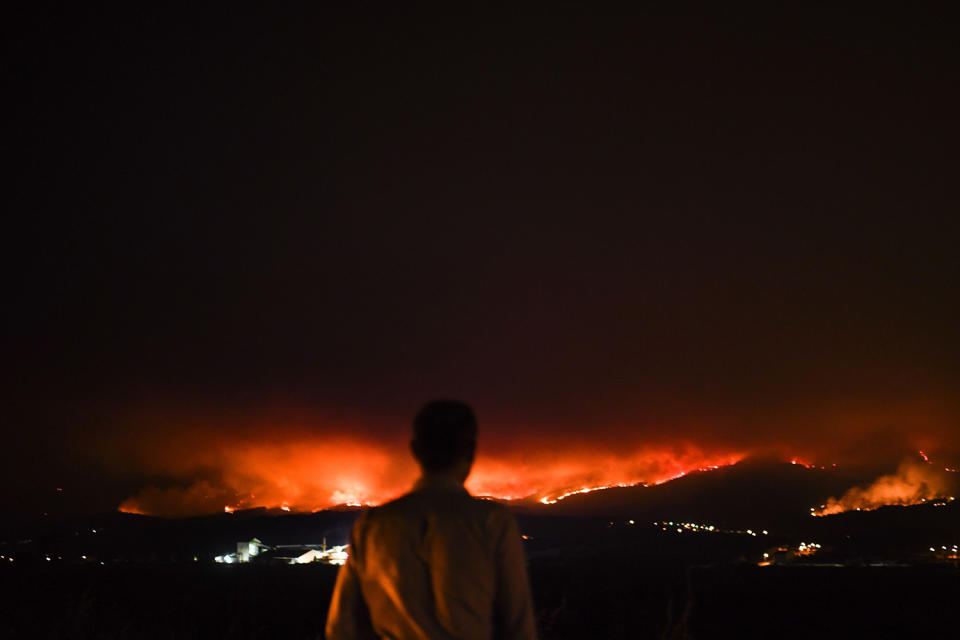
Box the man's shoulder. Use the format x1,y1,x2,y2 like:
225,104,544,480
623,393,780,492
368,489,423,514
467,495,514,516
352,494,406,526
461,495,519,534
362,488,514,523
354,490,429,526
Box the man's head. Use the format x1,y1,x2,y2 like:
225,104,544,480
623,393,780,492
411,400,477,479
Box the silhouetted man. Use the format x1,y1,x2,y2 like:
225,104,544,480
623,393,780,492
326,400,537,640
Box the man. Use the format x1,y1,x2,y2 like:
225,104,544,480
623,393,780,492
326,400,537,640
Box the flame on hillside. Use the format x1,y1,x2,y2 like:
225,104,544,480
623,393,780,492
537,460,741,505
539,483,636,505
102,394,960,517
814,460,957,516
117,438,746,517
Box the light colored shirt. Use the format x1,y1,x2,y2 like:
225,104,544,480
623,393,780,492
325,476,537,640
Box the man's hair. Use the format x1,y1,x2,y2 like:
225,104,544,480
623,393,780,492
411,400,477,472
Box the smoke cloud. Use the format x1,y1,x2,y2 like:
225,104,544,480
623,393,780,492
816,459,959,516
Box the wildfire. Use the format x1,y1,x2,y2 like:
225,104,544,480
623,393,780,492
117,437,747,517
539,482,638,505
813,460,958,516
111,410,958,518
534,454,743,504
788,458,827,470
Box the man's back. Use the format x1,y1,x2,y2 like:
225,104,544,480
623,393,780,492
326,476,536,640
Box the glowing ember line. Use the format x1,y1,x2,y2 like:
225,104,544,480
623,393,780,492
650,464,733,486
539,482,638,505
538,461,742,504
653,471,686,485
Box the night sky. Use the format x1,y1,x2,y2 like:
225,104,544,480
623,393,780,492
5,4,959,518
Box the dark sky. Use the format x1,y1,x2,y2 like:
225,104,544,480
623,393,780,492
4,4,959,517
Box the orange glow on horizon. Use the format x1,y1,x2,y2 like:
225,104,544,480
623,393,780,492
116,444,960,517
108,407,960,518
117,439,749,516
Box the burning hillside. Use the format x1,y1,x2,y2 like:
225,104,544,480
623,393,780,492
100,399,960,519
118,439,746,516
117,437,960,519
814,456,959,516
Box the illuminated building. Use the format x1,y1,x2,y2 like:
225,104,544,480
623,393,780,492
214,537,348,566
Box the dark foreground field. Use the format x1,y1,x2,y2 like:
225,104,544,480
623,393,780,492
2,558,957,639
